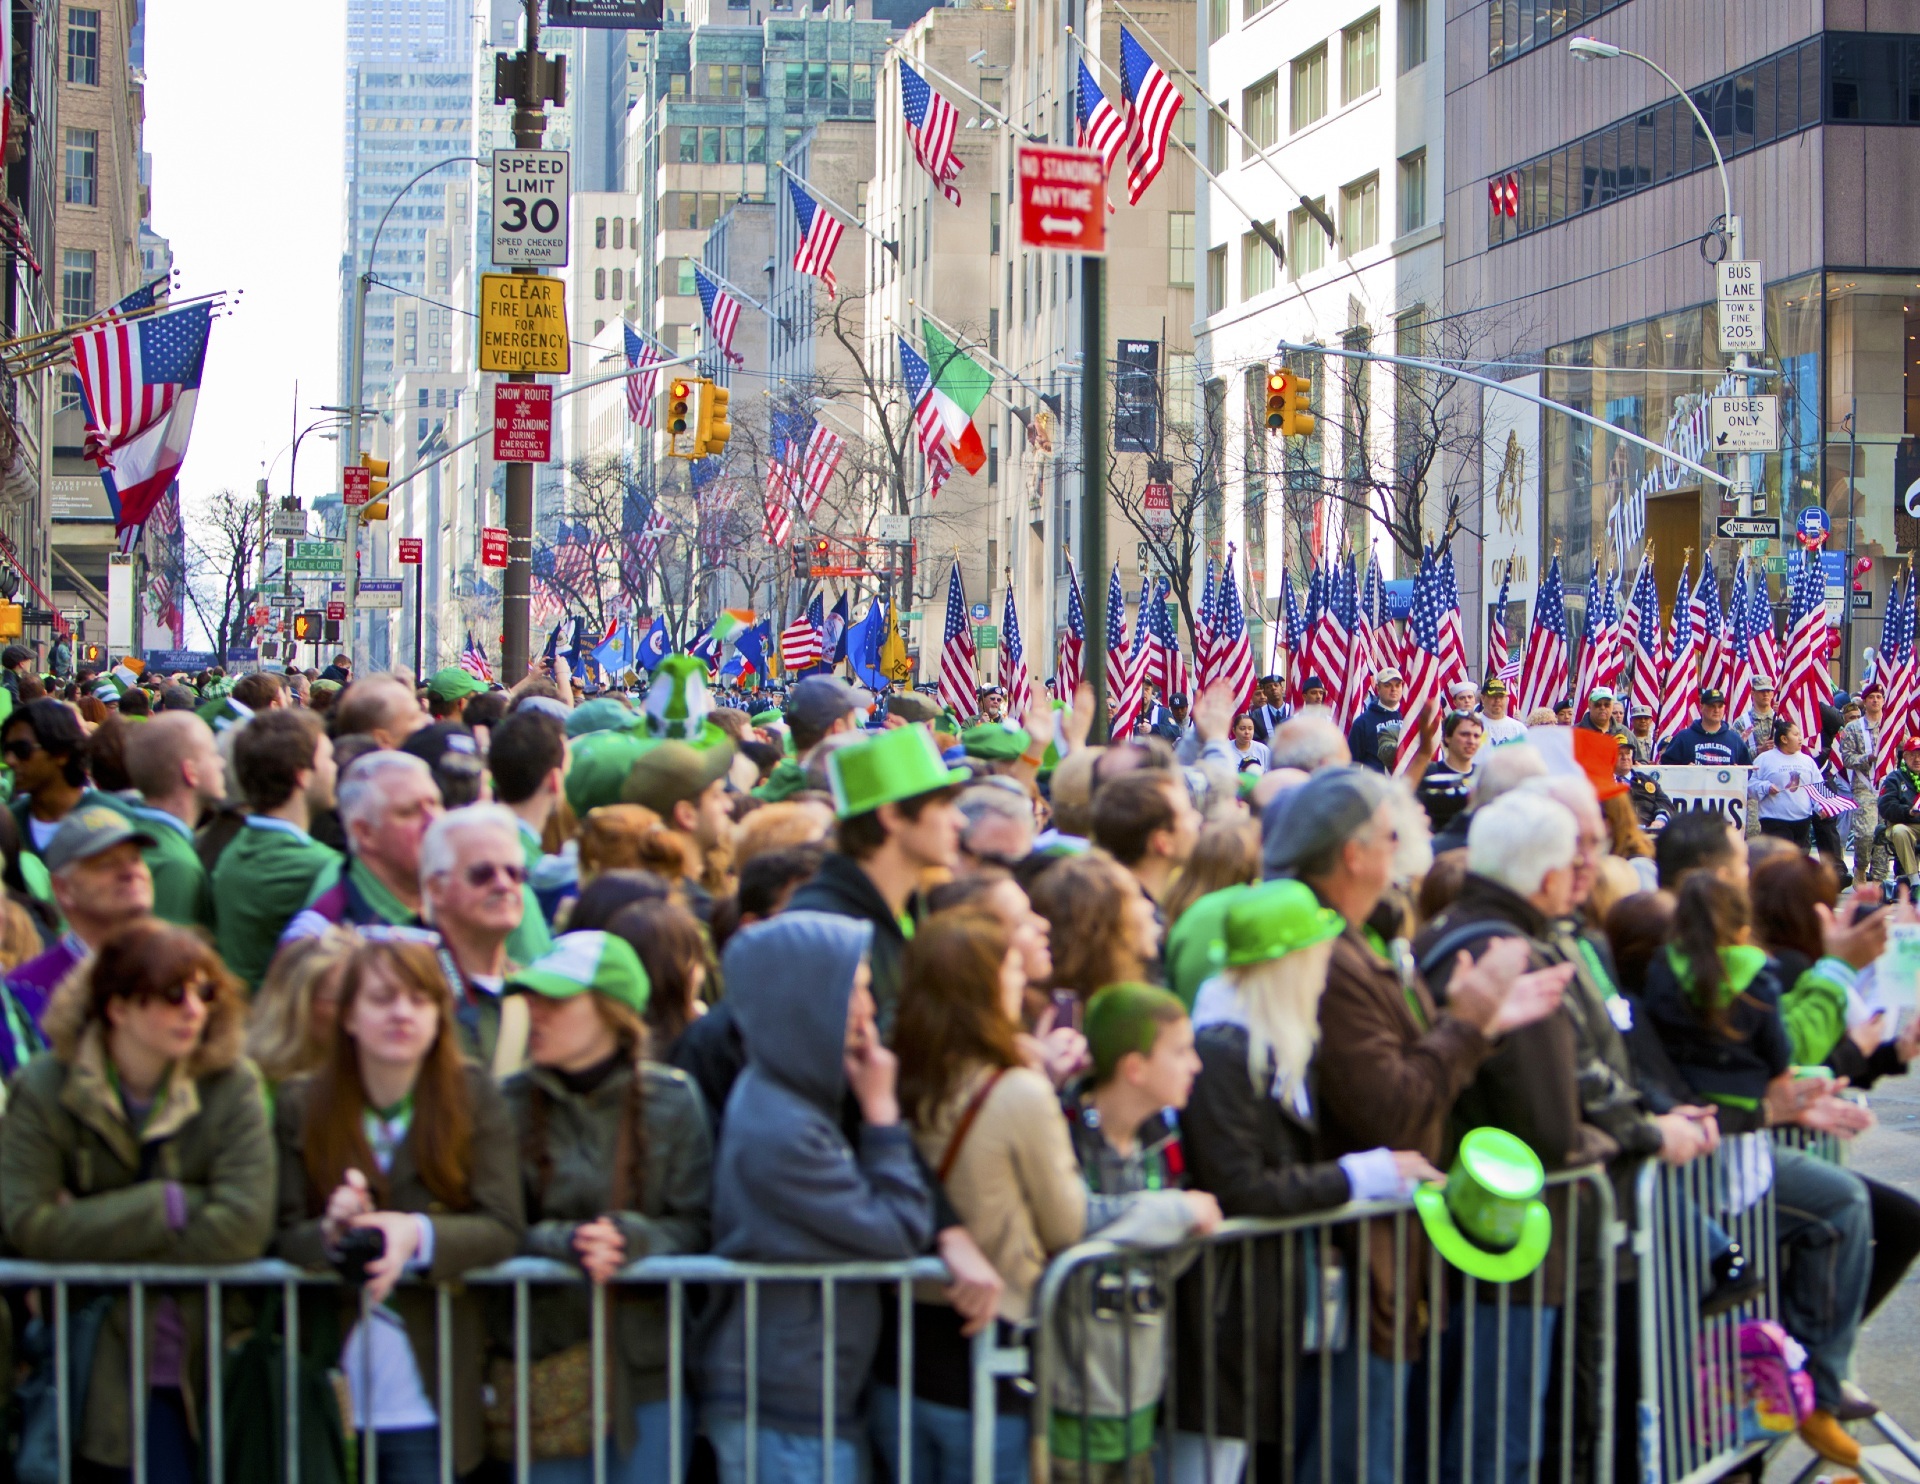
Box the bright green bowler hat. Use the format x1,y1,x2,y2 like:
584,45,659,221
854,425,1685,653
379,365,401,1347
1413,1126,1553,1284
827,724,969,819
1222,879,1345,967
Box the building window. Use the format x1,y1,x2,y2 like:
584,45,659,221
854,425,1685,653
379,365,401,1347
1489,0,1628,67
1399,0,1427,71
1291,45,1327,132
612,218,623,249
418,388,430,407
1343,12,1380,102
66,8,99,85
746,126,767,163
1206,245,1227,313
1244,0,1271,19
677,128,698,163
1340,173,1378,254
595,268,607,300
1208,108,1229,170
701,127,721,164
724,127,744,163
676,260,698,295
1288,202,1325,279
1399,148,1427,232
612,269,624,299
1243,74,1279,155
63,129,97,206
989,192,1001,254
595,217,608,248
1210,0,1228,38
1241,224,1277,298
60,249,94,323
1169,211,1194,286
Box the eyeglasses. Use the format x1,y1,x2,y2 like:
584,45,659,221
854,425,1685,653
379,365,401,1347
463,861,527,888
2,737,39,761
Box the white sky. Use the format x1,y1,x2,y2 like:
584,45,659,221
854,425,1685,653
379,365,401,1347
143,0,347,519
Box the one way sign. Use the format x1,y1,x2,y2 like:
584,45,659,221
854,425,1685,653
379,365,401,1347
1707,394,1780,454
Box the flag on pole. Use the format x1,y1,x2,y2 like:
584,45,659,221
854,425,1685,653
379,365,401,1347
1727,558,1755,727
1875,570,1915,784
1626,553,1664,730
937,561,979,719
460,631,494,683
1656,556,1698,751
793,422,843,518
1692,552,1726,698
625,499,672,572
780,602,822,671
1280,570,1307,706
1600,568,1626,689
1396,550,1444,776
1073,59,1124,209
1212,546,1257,715
1516,553,1571,718
1749,567,1780,686
1194,556,1218,684
622,323,662,426
1362,549,1392,678
1575,561,1607,704
1333,559,1367,733
71,301,213,551
1106,563,1140,737
1437,545,1469,692
787,178,846,297
900,61,964,204
921,320,990,475
1780,551,1830,753
1486,558,1514,687
1147,576,1190,701
899,338,955,494
1058,557,1087,695
1118,27,1181,205
692,267,744,365
1000,581,1032,721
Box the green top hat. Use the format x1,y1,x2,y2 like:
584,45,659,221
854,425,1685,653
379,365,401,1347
1223,880,1345,967
1412,1126,1553,1284
508,931,650,1016
827,724,969,819
643,654,714,741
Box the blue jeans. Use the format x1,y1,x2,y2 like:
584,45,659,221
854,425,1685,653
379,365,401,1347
79,1387,197,1484
529,1400,692,1484
869,1385,1030,1484
1296,1346,1407,1484
707,1415,866,1484
355,1426,442,1484
1437,1303,1558,1484
1772,1144,1872,1409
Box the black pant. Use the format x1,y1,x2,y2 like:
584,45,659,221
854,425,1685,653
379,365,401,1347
1864,1173,1920,1318
1759,816,1814,849
1813,811,1853,885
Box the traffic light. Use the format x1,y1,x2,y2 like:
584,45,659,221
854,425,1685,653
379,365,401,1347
0,604,22,639
811,535,831,572
700,383,732,457
82,642,104,666
358,454,390,520
1264,371,1290,431
667,379,697,455
791,541,809,580
1281,374,1315,439
292,612,319,643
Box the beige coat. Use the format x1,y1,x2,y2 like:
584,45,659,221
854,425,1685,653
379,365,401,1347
912,1062,1084,1322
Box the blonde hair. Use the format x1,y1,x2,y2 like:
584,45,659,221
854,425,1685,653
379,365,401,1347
1226,936,1336,1100
735,799,833,868
1588,855,1644,926
247,928,360,1084
578,804,688,883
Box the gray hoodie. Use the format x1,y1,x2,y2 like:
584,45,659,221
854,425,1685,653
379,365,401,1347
700,912,936,1436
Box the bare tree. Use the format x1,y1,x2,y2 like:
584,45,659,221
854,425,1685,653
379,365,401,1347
184,488,264,660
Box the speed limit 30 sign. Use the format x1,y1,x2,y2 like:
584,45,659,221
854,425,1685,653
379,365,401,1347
492,149,570,267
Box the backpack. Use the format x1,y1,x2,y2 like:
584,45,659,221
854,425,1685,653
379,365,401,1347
1737,1318,1816,1434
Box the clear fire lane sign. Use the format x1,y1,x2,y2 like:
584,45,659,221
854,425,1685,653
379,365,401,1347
492,149,570,267
1717,261,1765,354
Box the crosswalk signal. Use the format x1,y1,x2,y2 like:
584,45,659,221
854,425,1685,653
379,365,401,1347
698,382,731,458
1281,374,1316,439
292,612,319,642
1264,371,1290,431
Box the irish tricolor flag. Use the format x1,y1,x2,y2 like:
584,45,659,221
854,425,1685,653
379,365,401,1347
921,319,989,476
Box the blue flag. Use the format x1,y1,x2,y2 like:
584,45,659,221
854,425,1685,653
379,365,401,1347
734,621,769,683
824,591,851,665
592,621,633,678
637,616,672,672
563,617,588,675
847,597,888,690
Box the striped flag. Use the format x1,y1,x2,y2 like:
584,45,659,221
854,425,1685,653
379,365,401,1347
1194,556,1218,683
460,631,494,683
1692,552,1726,698
1106,564,1141,737
762,481,792,547
1148,576,1190,700
1805,777,1859,818
626,500,672,570
1575,561,1607,704
1437,545,1469,692
900,61,964,205
1780,551,1830,753
1280,569,1307,706
1626,553,1664,728
780,601,822,671
1212,545,1256,715
692,267,744,366
1000,582,1032,721
1486,558,1513,685
1074,59,1124,210
1333,559,1367,733
1656,557,1698,750
937,560,979,719
1396,549,1444,776
1600,568,1627,689
1517,552,1571,719
787,178,845,298
623,322,662,426
1875,571,1915,784
1727,558,1755,726
1749,566,1780,685
1058,557,1087,695
793,422,843,518
1118,27,1181,205
899,338,954,495
1362,549,1393,677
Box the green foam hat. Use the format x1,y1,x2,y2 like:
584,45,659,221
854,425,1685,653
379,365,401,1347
827,724,969,819
1412,1127,1553,1284
508,931,650,1016
961,724,1030,762
1222,880,1345,967
642,655,715,741
567,696,635,738
751,708,781,727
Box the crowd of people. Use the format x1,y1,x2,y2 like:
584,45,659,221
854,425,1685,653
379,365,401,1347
0,642,1909,1484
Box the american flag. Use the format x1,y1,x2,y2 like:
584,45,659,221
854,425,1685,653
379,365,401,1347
780,596,823,671
789,420,843,519
937,560,979,719
1396,549,1444,776
1780,551,1830,753
552,518,596,588
1310,564,1351,721
1517,552,1571,718
623,323,663,427
899,338,954,495
460,631,494,683
1805,777,1860,819
105,279,165,321
71,301,213,552
1600,568,1626,689
146,486,184,645
1749,566,1780,685
1488,173,1519,216
1119,27,1180,206
1058,557,1086,695
1074,59,1124,210
1575,561,1607,703
1362,549,1393,677
1109,566,1148,737
1194,556,1218,683
1486,558,1514,686
1148,576,1190,700
1333,559,1367,733
762,480,792,547
625,498,672,571
1656,557,1698,751
1280,569,1307,706
1626,553,1664,729
787,178,845,298
900,61,964,205
1692,552,1726,698
1876,571,1915,784
693,267,744,366
1000,581,1032,721
1437,545,1469,693
1727,558,1755,726
1212,545,1256,715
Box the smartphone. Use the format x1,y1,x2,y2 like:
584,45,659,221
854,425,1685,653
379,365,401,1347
1050,990,1084,1032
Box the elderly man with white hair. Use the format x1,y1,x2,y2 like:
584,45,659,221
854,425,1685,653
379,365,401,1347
954,781,1036,871
283,750,443,939
420,803,533,1073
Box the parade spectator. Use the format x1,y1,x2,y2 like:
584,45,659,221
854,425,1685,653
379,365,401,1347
122,711,225,931
955,781,1037,871
1477,676,1527,746
424,665,488,723
1748,718,1824,851
489,706,572,908
731,797,833,867
754,676,867,803
1228,713,1269,772
419,805,532,1073
1880,736,1920,892
577,804,688,887
1027,851,1159,1001
1247,674,1288,742
1346,668,1405,774
620,740,739,918
333,674,429,749
603,896,710,1063
1838,680,1885,879
289,751,443,937
245,926,358,1099
1660,686,1754,766
1090,768,1200,915
1162,819,1260,931
5,697,97,858
1417,711,1483,835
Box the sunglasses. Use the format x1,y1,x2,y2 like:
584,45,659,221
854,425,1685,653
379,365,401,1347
463,861,527,888
141,976,209,1008
2,738,39,761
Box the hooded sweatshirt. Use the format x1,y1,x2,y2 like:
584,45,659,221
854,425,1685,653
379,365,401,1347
701,912,935,1436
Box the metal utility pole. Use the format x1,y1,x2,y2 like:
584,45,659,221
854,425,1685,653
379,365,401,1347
1081,256,1108,740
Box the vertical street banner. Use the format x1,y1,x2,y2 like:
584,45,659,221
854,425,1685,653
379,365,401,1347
1114,339,1160,456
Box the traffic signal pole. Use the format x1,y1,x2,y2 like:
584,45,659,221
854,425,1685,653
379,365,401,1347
502,0,548,685
1081,254,1108,741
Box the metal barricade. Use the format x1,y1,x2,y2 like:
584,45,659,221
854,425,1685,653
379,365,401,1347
1032,1167,1619,1484
0,1252,1030,1484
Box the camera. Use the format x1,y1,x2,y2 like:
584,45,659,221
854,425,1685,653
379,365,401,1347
333,1226,386,1286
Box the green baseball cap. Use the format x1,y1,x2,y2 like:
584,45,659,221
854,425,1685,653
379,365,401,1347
961,724,1030,762
508,931,650,1016
1223,880,1345,967
827,724,969,819
751,708,782,728
567,696,636,738
1412,1127,1553,1284
565,727,649,814
428,666,490,703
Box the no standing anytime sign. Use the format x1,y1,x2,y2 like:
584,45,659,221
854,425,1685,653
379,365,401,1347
1017,144,1106,255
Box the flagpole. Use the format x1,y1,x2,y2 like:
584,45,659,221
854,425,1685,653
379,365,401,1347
772,159,900,261
681,257,773,315
881,41,1011,128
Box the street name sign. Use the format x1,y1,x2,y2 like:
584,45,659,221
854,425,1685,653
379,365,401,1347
491,150,570,267
269,508,308,535
1716,516,1780,540
479,274,571,374
1708,395,1780,453
1717,261,1765,353
329,579,404,611
1016,144,1106,255
493,383,554,463
288,541,343,574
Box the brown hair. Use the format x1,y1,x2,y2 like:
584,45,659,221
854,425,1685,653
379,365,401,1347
1027,851,1147,997
1090,771,1180,866
1417,848,1471,926
234,708,325,811
895,908,1024,1127
1750,851,1839,965
836,787,955,861
522,995,651,1213
42,918,247,1076
1164,820,1259,927
734,799,834,868
1602,792,1654,860
232,671,284,711
85,717,134,791
578,804,688,883
605,897,711,1051
299,938,475,1210
1603,888,1675,995
1671,872,1752,1031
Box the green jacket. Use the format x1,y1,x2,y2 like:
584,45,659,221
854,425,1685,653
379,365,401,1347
212,819,341,988
273,1065,524,1478
498,1061,712,1449
126,805,215,932
0,1024,276,1469
1778,954,1861,1067
751,757,809,803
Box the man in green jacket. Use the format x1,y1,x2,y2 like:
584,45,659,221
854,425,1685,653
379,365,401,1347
121,711,225,931
212,709,340,988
